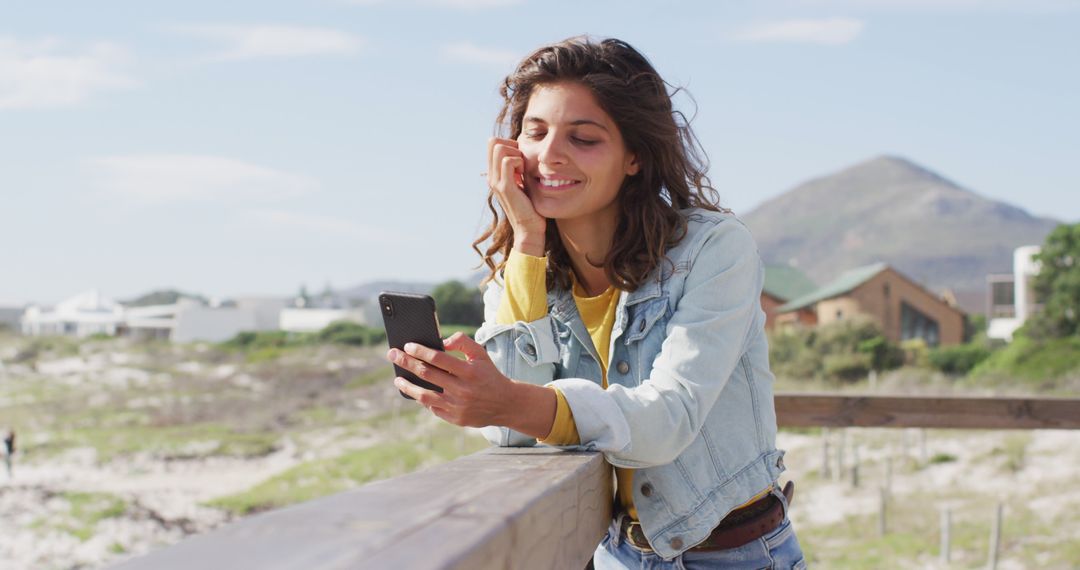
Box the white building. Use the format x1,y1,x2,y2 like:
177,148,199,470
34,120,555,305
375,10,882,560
987,245,1042,341
124,297,288,343
21,290,125,338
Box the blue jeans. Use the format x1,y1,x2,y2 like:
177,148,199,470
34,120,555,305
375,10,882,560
593,487,806,569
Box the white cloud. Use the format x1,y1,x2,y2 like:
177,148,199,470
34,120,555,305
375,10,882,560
243,209,389,241
734,18,865,45
89,154,319,203
0,36,138,110
440,41,519,66
174,24,363,61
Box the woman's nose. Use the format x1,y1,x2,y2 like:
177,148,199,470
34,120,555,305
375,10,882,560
536,134,567,165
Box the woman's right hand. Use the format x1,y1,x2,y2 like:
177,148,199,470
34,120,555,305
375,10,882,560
488,137,547,256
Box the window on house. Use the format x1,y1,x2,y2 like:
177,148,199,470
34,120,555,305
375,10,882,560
901,302,940,347
836,309,843,320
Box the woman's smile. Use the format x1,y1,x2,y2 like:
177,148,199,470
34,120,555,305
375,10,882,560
534,174,582,191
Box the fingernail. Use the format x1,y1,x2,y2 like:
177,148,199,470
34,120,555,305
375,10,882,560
404,343,417,353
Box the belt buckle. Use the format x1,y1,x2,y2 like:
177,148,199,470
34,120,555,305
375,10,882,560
624,521,654,552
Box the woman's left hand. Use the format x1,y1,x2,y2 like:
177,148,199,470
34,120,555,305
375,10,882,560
386,332,517,428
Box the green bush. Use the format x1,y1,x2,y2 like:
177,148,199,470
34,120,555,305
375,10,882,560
823,353,872,381
317,321,386,347
928,343,993,375
768,317,903,382
971,334,1080,381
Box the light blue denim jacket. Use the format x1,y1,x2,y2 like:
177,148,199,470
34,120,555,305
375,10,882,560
474,208,785,560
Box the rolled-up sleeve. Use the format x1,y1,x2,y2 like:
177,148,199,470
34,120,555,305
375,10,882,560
475,255,561,447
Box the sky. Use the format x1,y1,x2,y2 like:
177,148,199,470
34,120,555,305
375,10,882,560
3,0,1078,305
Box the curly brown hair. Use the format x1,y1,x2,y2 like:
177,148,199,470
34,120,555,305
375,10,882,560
473,36,725,292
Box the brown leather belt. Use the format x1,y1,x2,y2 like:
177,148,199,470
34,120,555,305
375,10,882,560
619,481,794,552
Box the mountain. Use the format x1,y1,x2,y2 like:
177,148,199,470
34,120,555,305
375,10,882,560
740,156,1060,303
122,289,209,307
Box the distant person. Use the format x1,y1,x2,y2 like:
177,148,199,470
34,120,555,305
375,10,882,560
3,430,13,479
387,37,800,568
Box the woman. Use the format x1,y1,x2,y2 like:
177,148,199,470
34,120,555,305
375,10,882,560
386,37,804,569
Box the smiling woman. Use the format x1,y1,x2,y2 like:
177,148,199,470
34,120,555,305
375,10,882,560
386,36,803,569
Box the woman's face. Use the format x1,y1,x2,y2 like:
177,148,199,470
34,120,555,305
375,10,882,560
516,82,639,224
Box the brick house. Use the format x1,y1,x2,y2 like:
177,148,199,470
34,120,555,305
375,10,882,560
775,262,966,346
761,265,817,330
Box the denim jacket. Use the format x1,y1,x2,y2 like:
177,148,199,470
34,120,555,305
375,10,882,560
474,208,785,560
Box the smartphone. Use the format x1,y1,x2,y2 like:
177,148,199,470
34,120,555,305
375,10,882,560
379,291,445,399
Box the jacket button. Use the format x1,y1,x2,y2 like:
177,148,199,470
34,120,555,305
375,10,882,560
670,537,684,550
640,483,653,497
616,361,630,375
524,344,536,356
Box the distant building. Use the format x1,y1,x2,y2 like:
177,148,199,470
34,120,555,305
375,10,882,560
281,284,368,333
760,265,817,330
21,290,125,337
775,263,966,347
987,246,1041,341
123,297,287,343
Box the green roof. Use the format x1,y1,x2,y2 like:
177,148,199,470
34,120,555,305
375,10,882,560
762,265,818,302
778,262,889,313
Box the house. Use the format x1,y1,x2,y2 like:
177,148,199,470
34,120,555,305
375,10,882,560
987,246,1041,341
760,265,817,330
124,297,288,343
280,284,368,333
775,263,966,347
21,290,125,338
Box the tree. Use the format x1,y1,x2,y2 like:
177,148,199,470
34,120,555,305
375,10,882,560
1028,222,1080,339
431,280,484,326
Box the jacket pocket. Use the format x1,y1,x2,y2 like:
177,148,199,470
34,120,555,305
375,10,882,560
624,297,669,344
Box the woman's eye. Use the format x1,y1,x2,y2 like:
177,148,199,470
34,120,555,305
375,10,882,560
572,137,599,146
523,131,545,140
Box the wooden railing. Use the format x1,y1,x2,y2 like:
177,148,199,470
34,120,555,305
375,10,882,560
113,394,1080,569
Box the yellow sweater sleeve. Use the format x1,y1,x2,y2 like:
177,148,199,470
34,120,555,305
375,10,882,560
495,249,548,324
540,387,581,445
495,249,579,445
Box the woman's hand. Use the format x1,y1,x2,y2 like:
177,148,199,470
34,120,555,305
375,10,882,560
386,332,556,438
488,137,546,256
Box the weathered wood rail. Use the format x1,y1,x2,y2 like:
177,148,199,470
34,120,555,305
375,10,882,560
113,394,1080,569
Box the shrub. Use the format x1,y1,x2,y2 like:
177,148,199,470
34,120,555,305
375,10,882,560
317,321,386,347
928,343,993,375
823,353,872,382
971,334,1080,381
900,338,929,368
768,317,903,382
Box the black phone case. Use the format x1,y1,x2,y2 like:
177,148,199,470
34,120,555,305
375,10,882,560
379,292,445,399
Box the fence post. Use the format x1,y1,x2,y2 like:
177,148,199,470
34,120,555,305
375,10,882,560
878,486,887,536
884,456,893,495
850,441,859,488
836,429,845,481
821,428,831,479
919,428,928,464
940,506,951,564
987,502,1003,570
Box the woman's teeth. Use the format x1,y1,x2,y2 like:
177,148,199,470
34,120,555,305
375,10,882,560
540,178,578,188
